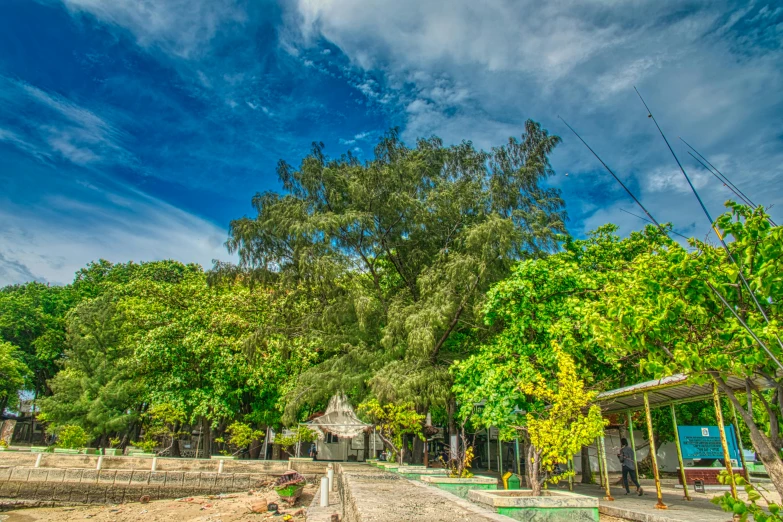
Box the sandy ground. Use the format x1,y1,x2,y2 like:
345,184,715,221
0,485,315,522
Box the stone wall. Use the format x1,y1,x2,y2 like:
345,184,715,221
0,453,328,507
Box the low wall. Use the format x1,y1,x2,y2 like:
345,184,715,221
0,454,328,508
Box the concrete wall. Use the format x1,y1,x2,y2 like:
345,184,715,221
0,453,329,506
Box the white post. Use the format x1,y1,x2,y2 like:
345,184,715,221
151,457,157,471
96,455,103,470
320,476,329,507
262,426,270,460
327,465,334,492
218,459,224,474
35,453,43,468
372,428,376,458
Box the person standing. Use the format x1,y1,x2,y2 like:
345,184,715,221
309,442,318,460
618,438,643,496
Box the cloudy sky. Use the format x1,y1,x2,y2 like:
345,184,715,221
1,0,781,285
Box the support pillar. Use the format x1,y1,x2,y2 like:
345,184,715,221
498,437,503,473
598,436,613,500
730,401,751,485
670,404,691,500
515,436,521,476
643,392,666,509
600,439,604,487
713,383,738,499
486,428,491,471
626,411,639,477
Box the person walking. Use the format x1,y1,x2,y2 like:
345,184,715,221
618,438,643,496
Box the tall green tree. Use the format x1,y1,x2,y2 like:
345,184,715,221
0,340,30,412
223,122,567,430
0,282,78,397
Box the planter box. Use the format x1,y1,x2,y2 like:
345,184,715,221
468,489,599,522
288,457,313,462
210,455,238,460
81,448,98,455
30,446,49,453
54,448,81,455
398,468,449,480
366,459,379,465
127,452,156,458
0,447,17,452
103,448,123,456
420,475,497,499
398,468,448,480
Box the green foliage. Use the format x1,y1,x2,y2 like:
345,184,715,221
223,421,264,455
0,340,30,410
453,224,662,436
520,346,606,485
54,425,89,449
274,425,317,456
221,123,568,423
0,282,80,395
712,471,782,521
359,399,424,461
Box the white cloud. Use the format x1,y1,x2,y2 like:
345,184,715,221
0,77,131,167
0,182,232,286
287,0,783,234
58,0,247,58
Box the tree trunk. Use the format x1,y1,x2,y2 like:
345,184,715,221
528,444,542,496
412,435,424,464
581,445,593,484
715,375,783,496
363,430,370,461
249,428,263,459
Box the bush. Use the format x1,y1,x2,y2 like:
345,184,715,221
56,425,89,449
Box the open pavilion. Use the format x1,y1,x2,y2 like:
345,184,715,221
594,372,774,508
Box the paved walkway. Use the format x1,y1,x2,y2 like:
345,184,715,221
338,463,512,521
568,483,734,522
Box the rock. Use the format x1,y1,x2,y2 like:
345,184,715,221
250,502,268,513
139,495,150,504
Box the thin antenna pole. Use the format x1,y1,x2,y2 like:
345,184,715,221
687,152,754,207
618,208,689,240
634,86,783,353
679,137,757,208
681,142,776,227
558,116,662,229
561,116,783,371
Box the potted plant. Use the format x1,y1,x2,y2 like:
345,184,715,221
104,437,123,456
52,425,89,455
0,440,16,451
212,421,264,460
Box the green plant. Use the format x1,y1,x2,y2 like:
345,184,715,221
275,426,317,457
0,439,8,449
55,425,90,449
131,437,158,453
712,471,782,521
224,422,264,456
109,437,120,448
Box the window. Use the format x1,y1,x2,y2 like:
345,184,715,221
326,433,339,444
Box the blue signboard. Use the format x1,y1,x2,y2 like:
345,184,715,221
677,426,741,463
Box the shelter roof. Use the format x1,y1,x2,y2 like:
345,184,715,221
596,373,775,413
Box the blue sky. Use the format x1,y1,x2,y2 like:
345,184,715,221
1,0,782,285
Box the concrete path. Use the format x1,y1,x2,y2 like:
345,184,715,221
338,464,513,521
570,483,734,522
